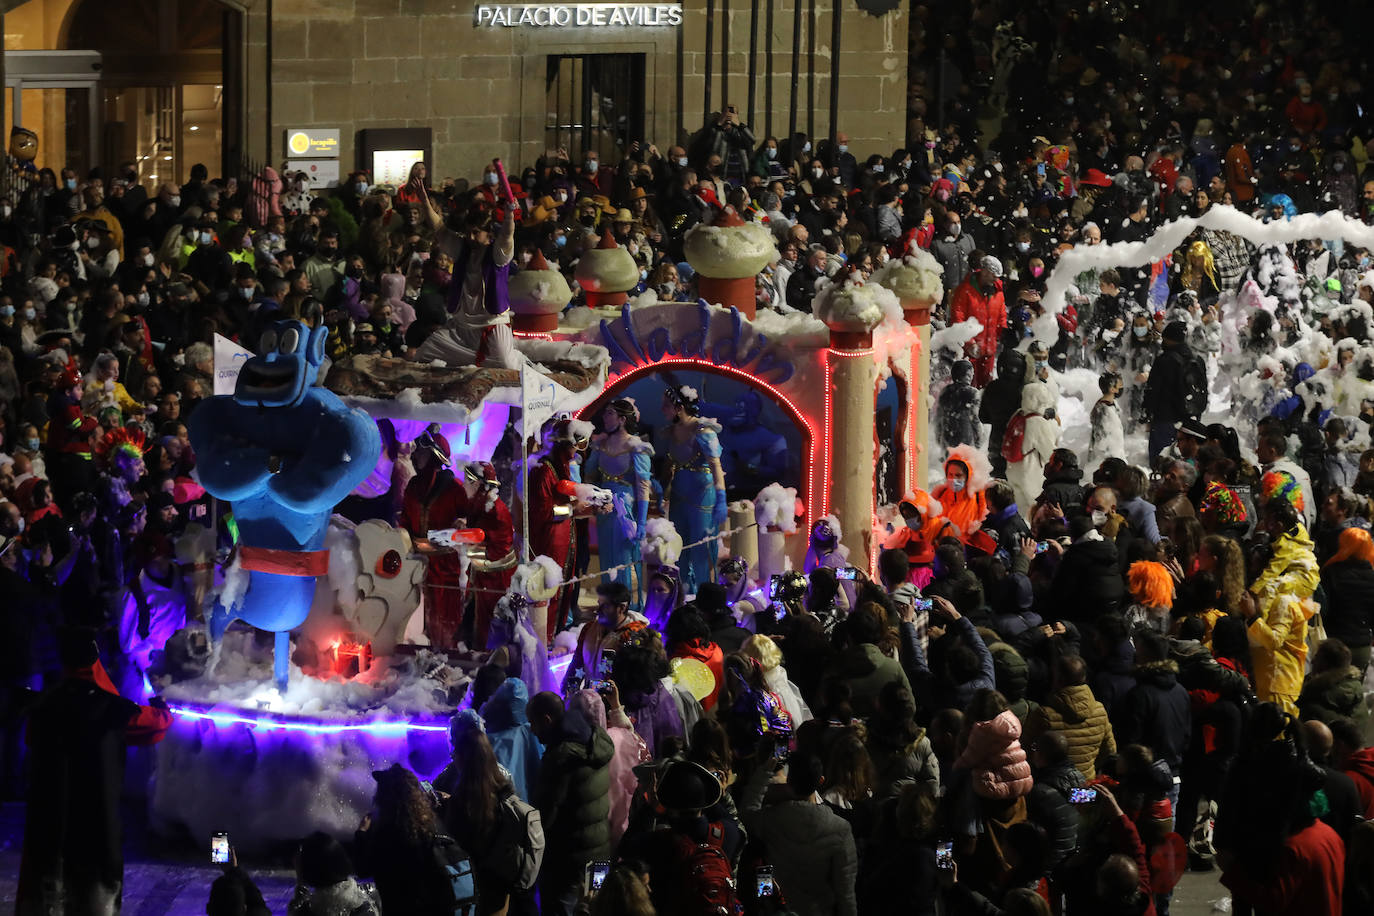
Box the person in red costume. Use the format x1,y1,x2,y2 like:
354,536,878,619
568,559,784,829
17,627,171,913
457,460,517,649
526,418,588,643
399,425,467,651
949,255,1007,386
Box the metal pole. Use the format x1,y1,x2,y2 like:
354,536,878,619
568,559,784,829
828,0,841,148
787,0,800,151
521,366,531,564
764,0,774,139
704,0,715,125
720,0,730,113
747,0,759,130
806,0,815,142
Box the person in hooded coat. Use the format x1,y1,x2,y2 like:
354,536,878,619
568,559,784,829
478,676,543,804
1246,500,1320,716
932,448,990,543
526,692,616,916
980,347,1029,478
568,687,645,847
937,359,982,449
1004,382,1060,517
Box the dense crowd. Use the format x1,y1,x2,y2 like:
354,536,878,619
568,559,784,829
6,0,1374,914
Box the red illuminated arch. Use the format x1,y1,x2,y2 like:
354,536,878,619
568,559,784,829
576,357,822,530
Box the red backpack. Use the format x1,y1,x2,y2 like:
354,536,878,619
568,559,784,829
1001,412,1029,463
672,821,739,916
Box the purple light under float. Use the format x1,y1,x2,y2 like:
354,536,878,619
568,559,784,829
166,702,451,735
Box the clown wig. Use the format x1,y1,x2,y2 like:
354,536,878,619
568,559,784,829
1127,561,1174,609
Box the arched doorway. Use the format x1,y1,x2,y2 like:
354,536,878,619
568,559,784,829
2,0,244,183
577,358,819,529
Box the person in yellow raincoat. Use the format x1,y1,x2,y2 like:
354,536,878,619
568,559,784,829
1245,497,1319,716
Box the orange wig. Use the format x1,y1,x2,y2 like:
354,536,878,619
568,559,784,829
1325,527,1374,569
1127,561,1174,609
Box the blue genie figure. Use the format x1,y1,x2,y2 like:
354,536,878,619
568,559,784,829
188,318,381,689
660,385,727,593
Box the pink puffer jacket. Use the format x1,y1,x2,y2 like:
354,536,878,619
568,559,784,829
955,709,1034,800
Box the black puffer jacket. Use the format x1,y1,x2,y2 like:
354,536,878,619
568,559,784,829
1050,537,1125,620
1116,660,1191,772
1027,760,1086,869
1319,558,1374,650
1041,465,1085,513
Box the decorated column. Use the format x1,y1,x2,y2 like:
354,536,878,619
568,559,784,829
683,207,777,319
509,248,573,333
872,247,944,489
575,230,639,308
814,274,894,569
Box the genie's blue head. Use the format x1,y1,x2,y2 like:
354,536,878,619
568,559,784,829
234,319,328,409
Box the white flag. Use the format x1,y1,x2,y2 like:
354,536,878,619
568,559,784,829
520,364,568,441
213,333,255,396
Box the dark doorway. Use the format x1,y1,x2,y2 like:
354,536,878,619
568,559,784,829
545,53,646,161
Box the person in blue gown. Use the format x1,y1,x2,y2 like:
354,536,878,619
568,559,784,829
660,385,728,594
583,398,654,607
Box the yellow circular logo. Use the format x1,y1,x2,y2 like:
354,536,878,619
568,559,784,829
288,131,310,155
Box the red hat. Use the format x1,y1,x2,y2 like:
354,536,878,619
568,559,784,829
416,424,451,464
1080,168,1113,188
60,360,82,389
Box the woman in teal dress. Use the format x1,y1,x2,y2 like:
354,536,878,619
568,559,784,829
583,398,654,607
661,385,728,594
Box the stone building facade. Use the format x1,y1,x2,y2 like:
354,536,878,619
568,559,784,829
0,0,907,185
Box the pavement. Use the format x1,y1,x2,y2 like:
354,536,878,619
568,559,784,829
0,800,1236,915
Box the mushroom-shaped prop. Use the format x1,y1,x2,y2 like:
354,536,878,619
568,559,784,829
509,248,573,332
683,207,777,319
574,230,640,309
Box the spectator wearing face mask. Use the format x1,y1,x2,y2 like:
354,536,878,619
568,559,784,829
949,255,1006,386
930,214,976,298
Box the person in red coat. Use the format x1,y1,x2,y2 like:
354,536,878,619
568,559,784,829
458,461,517,649
526,420,585,642
949,256,1008,386
1221,819,1345,916
399,425,467,650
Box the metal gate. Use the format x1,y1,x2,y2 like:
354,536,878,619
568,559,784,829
545,54,646,161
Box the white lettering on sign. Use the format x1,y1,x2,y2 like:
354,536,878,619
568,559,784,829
474,3,683,27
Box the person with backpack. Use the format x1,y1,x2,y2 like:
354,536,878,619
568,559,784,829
437,719,545,916
1143,320,1206,461
355,763,477,916
626,759,745,916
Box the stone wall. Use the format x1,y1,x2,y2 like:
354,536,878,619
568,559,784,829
264,0,906,181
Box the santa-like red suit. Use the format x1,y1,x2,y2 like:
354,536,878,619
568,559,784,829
399,427,466,650
457,462,516,649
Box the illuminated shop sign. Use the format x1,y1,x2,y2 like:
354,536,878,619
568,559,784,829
474,3,683,27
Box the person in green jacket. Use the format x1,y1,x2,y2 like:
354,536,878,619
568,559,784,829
528,691,615,916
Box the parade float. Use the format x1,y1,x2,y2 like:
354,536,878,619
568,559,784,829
148,216,943,850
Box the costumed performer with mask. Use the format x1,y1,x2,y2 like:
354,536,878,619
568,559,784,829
661,385,727,594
